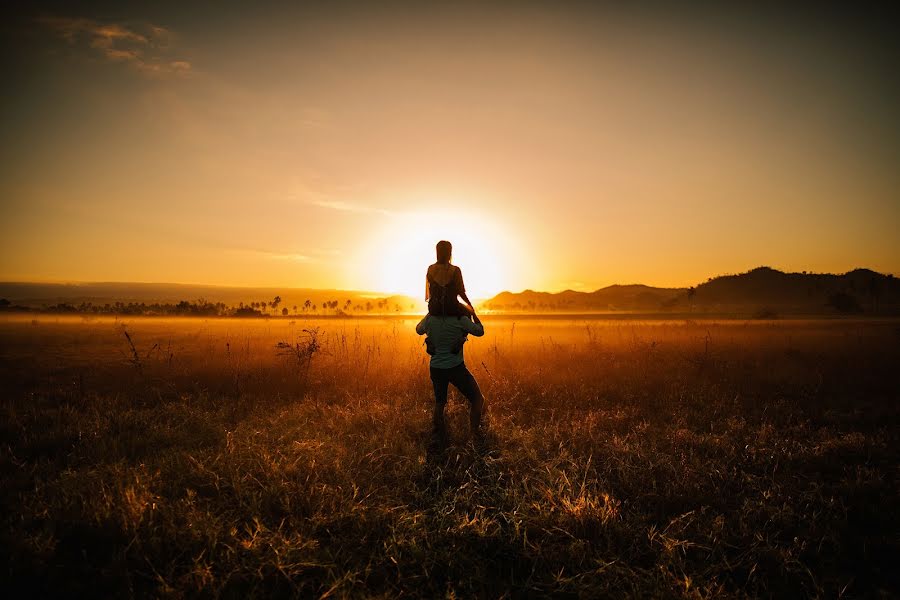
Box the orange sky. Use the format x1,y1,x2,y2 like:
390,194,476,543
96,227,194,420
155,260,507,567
1,3,898,298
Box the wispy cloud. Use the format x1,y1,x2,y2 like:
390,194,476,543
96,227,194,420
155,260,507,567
285,179,394,216
229,246,346,264
238,249,314,263
308,199,393,216
39,16,191,77
264,252,314,263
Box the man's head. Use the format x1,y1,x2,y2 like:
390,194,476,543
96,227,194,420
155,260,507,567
436,240,452,264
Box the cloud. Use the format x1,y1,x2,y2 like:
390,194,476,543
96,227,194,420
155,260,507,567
229,246,347,264
284,179,393,216
263,252,314,263
308,199,393,216
38,16,191,77
236,248,313,263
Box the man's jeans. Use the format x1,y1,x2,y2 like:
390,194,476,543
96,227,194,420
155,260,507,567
429,363,484,434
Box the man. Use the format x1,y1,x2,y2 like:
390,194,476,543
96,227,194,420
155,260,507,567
416,310,486,442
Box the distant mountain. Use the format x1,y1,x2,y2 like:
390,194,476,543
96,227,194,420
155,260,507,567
0,282,423,314
482,284,686,312
480,267,900,315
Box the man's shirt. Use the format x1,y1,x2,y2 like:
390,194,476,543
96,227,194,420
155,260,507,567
416,314,484,369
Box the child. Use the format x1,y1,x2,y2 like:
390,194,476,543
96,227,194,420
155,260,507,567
425,240,475,318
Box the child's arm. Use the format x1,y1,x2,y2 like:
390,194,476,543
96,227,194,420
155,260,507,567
455,267,476,314
459,291,475,314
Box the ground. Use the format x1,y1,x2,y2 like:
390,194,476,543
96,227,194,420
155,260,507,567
1,315,898,598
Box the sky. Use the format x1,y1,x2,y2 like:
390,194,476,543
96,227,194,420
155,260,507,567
1,1,898,297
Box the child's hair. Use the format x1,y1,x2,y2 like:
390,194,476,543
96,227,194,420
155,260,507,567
436,240,452,264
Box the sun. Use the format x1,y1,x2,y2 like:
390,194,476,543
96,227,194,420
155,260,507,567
357,209,523,299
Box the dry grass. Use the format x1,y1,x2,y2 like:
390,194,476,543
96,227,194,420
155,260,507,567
1,315,898,598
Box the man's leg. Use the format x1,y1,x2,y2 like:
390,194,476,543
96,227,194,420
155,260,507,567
429,367,451,435
448,363,485,434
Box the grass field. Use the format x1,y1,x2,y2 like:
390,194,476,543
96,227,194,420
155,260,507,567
1,314,898,598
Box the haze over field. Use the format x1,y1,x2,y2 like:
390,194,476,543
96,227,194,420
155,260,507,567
2,2,899,297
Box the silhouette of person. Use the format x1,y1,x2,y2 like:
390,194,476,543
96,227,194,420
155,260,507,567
425,240,475,317
417,241,486,443
416,308,486,443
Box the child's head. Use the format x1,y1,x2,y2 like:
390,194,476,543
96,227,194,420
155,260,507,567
435,240,452,264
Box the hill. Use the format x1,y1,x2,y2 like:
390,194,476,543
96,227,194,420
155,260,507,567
480,267,900,315
482,284,686,313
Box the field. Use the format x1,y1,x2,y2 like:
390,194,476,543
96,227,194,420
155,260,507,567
1,314,898,598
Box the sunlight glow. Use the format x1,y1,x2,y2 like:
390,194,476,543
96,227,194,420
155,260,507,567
357,209,524,299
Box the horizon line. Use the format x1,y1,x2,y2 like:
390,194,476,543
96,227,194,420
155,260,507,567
1,265,896,300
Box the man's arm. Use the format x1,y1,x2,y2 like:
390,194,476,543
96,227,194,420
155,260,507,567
415,316,429,335
460,313,485,337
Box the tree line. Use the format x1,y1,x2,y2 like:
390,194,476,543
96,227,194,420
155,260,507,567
0,295,414,317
